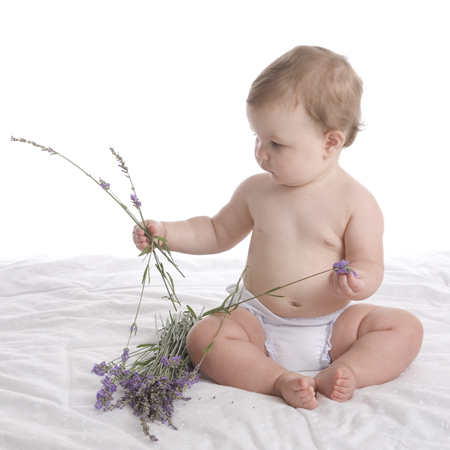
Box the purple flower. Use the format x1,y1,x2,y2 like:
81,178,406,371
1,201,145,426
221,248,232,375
92,353,199,441
109,365,122,377
11,136,58,155
110,147,129,175
161,355,184,369
102,376,117,392
99,178,110,190
121,348,130,362
130,193,142,209
91,361,110,376
161,356,169,367
130,323,138,334
94,374,119,410
332,260,358,277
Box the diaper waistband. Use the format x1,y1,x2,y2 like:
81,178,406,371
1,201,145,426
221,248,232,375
226,283,352,327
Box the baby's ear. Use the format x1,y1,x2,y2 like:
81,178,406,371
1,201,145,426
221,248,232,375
324,130,345,158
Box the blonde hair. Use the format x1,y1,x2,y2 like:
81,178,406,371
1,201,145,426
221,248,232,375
246,46,364,148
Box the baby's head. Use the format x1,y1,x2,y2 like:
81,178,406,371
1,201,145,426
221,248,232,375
247,46,364,148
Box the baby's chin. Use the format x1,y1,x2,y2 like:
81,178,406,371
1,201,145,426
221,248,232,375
268,173,308,187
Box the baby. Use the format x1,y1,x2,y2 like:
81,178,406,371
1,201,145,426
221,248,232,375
132,46,423,409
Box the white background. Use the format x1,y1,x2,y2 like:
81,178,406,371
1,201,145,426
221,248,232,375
2,0,449,259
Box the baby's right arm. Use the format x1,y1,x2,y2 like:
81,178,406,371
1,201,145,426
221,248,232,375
132,178,255,255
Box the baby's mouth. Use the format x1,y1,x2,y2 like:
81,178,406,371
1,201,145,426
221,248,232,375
260,163,274,174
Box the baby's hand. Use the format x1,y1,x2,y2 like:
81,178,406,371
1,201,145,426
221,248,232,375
329,270,364,300
132,220,165,252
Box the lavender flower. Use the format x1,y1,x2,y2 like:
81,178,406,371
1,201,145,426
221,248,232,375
110,147,129,175
94,374,120,410
121,348,130,362
13,136,196,442
91,361,111,377
92,356,199,441
333,260,358,277
130,193,142,209
161,356,169,367
99,178,110,190
160,356,182,368
11,136,58,155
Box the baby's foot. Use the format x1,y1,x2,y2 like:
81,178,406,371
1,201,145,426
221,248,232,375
315,365,356,402
275,372,317,410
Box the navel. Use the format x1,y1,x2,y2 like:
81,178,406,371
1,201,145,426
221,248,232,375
290,301,301,308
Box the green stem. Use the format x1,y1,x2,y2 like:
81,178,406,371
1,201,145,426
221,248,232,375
237,268,334,307
201,268,333,318
126,249,153,348
13,136,186,358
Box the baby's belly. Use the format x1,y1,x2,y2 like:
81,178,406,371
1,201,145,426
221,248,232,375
244,240,349,318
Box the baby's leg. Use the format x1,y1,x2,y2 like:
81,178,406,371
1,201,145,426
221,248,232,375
186,307,317,409
314,304,423,402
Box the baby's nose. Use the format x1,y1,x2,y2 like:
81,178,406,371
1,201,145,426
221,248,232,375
255,143,270,160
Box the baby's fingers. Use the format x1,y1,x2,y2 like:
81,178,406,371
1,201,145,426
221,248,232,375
146,223,158,235
336,273,354,296
133,221,157,238
134,235,150,251
133,224,145,236
346,271,362,292
330,272,353,299
132,225,150,250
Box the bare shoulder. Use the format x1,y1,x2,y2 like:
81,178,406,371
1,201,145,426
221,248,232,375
237,173,271,190
215,173,271,218
340,172,383,221
232,173,272,200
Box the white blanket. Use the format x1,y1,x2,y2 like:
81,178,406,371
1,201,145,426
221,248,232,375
1,252,449,449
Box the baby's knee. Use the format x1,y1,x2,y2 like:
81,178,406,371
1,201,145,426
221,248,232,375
186,322,204,367
186,319,209,350
393,309,424,350
186,317,222,364
405,311,424,343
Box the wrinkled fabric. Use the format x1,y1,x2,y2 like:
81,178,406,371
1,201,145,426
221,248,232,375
1,252,449,450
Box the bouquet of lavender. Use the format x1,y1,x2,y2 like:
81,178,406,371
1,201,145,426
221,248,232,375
12,136,198,441
91,309,203,441
12,136,356,442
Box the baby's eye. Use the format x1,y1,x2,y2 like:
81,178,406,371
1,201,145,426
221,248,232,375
270,140,282,148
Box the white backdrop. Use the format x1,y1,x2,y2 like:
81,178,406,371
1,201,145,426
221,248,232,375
2,0,449,259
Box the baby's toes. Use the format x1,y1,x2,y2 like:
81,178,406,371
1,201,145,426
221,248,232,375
331,385,351,401
330,368,355,402
299,386,317,410
290,379,317,409
289,377,309,391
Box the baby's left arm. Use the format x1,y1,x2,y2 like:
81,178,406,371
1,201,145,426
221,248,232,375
329,191,384,301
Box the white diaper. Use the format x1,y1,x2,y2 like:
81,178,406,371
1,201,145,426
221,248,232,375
226,284,352,372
